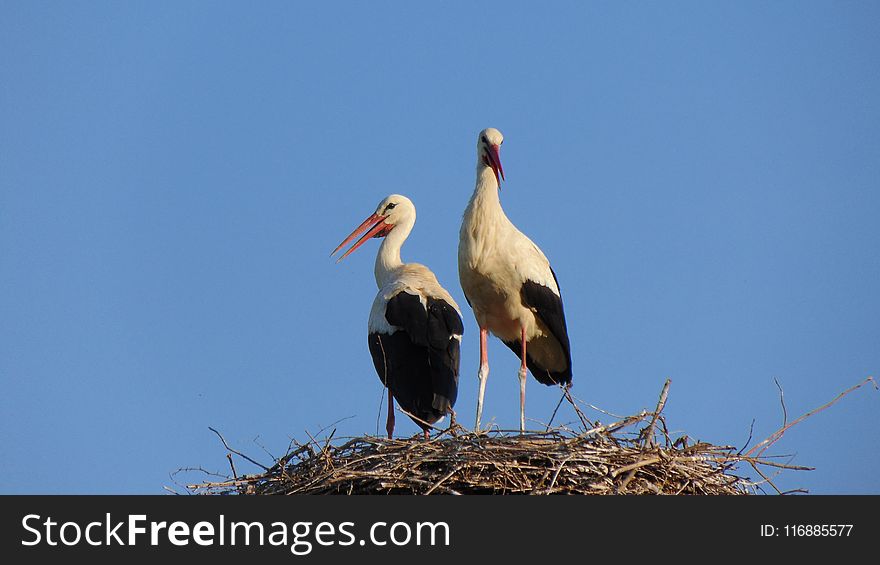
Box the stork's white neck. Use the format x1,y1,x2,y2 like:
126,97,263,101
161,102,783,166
476,162,500,194
465,163,506,219
374,216,414,288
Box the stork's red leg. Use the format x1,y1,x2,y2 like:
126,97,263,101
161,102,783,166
386,390,395,439
475,327,490,431
518,326,528,433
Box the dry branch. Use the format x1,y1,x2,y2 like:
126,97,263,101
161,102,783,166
744,377,876,458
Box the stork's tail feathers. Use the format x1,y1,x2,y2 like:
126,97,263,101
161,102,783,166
501,339,572,386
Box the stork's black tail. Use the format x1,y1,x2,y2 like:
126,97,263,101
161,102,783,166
502,339,572,386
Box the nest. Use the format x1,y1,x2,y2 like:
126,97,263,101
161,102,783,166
181,378,873,495
192,431,748,495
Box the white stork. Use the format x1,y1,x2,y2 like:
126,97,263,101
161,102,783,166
332,194,463,439
458,127,573,432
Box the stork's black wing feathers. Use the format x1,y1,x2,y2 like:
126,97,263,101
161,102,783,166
521,269,572,359
425,299,462,413
427,299,464,349
510,269,573,386
369,291,461,431
384,291,428,346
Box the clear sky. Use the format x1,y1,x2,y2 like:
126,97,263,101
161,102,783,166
1,1,878,494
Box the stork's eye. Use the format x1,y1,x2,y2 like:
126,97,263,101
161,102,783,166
481,135,488,143
385,202,397,212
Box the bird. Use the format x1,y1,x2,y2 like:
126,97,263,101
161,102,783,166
332,194,463,440
458,127,573,432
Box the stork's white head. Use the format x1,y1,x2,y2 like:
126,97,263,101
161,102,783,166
372,194,415,228
331,194,416,262
477,127,505,185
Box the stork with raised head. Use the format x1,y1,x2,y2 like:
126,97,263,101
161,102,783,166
458,127,573,432
333,194,463,439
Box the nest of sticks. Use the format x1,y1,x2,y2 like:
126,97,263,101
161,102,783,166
181,378,874,495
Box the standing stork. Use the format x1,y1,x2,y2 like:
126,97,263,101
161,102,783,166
333,194,463,439
458,128,573,432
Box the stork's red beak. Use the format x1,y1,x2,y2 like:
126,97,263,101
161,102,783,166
331,213,393,262
485,144,505,185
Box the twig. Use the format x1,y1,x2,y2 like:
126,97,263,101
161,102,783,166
252,435,276,462
738,418,756,455
226,453,238,481
611,457,661,478
546,390,566,431
779,488,809,495
424,467,461,495
208,427,269,471
376,334,389,436
745,377,876,458
546,455,573,492
395,405,443,434
563,385,590,429
376,387,386,437
641,378,671,447
748,460,783,495
314,416,355,438
774,378,787,428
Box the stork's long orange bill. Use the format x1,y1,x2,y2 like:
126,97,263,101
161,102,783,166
331,213,391,262
487,144,505,185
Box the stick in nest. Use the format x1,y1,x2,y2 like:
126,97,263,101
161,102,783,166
744,376,876,459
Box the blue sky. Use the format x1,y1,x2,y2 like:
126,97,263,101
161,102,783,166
1,1,877,494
